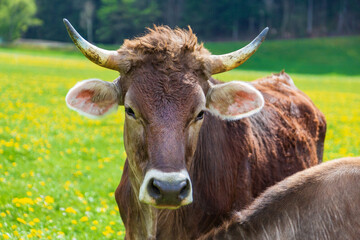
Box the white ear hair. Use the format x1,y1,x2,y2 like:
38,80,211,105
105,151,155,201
65,79,119,119
206,81,264,121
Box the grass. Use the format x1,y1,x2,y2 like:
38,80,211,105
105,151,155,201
0,36,359,239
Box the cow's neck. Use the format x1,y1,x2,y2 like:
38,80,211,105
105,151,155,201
127,163,158,239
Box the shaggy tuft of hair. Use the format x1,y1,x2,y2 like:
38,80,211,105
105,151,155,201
116,25,212,76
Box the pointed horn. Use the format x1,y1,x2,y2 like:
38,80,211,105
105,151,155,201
63,18,123,72
209,27,269,74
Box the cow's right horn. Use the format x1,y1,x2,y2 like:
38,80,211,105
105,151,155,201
209,27,269,74
63,18,124,72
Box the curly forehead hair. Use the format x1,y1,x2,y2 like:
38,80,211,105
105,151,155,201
117,25,212,76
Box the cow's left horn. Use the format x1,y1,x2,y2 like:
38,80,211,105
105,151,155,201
209,27,269,74
63,18,123,72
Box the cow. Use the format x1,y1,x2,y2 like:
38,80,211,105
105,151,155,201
63,19,326,239
199,157,360,240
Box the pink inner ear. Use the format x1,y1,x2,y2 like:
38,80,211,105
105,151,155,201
67,88,116,117
227,91,258,115
77,89,94,99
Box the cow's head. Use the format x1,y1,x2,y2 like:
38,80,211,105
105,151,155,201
64,19,267,209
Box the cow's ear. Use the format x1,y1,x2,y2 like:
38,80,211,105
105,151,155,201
205,81,264,121
65,79,121,119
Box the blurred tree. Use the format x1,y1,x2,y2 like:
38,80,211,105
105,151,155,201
80,1,96,42
0,0,41,42
96,0,161,43
20,0,360,43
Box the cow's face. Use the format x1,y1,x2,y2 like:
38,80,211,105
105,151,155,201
63,20,267,209
122,68,207,208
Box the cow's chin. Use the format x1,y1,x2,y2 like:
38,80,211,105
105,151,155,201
141,198,193,210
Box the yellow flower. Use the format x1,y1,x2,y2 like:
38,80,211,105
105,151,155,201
17,218,27,224
0,212,6,217
73,170,82,177
2,234,10,239
65,207,76,214
44,196,54,204
29,221,35,226
92,220,99,225
13,231,19,236
80,216,88,222
12,197,34,206
11,225,17,229
110,221,115,225
33,218,40,223
27,191,32,196
40,181,46,186
90,226,96,230
71,220,77,225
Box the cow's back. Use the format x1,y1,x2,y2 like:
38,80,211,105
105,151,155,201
176,72,326,238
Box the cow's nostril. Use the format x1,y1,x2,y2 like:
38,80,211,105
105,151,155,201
179,180,190,200
148,178,162,200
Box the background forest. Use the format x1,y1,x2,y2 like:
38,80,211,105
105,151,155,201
1,0,359,44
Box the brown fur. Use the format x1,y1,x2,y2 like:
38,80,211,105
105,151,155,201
199,157,360,240
112,26,326,239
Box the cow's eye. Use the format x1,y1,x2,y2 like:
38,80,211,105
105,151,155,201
125,107,136,119
195,111,204,121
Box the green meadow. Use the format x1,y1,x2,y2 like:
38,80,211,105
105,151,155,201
0,36,359,239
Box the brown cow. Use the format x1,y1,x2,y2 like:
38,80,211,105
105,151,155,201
63,19,326,239
199,157,360,240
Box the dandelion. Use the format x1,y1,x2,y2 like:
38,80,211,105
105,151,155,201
44,196,54,204
0,212,6,217
65,207,76,214
17,218,27,224
2,234,10,239
33,218,40,223
92,220,99,225
80,216,88,222
90,226,96,230
71,220,77,225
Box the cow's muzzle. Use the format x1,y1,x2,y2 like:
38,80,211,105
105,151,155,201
139,169,193,209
